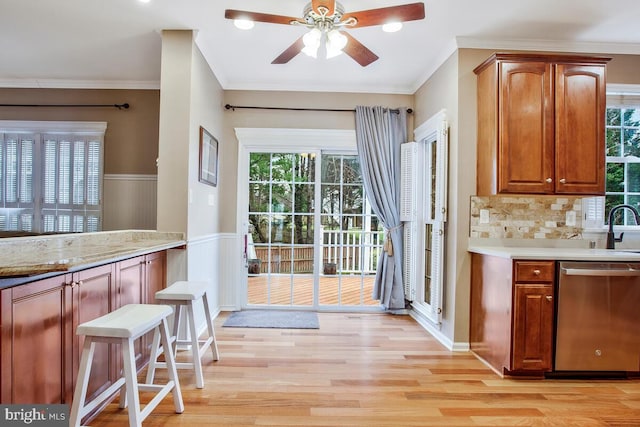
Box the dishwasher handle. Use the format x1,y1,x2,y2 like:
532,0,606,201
562,267,640,277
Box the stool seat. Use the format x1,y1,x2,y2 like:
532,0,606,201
77,304,173,338
155,280,207,301
69,304,184,427
147,280,219,389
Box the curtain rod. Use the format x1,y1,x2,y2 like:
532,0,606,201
0,103,130,110
224,104,412,114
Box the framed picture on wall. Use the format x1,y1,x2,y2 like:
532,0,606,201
199,126,218,187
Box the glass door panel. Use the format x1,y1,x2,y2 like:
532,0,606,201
246,151,381,309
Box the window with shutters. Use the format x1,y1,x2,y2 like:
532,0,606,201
401,109,448,326
0,121,105,233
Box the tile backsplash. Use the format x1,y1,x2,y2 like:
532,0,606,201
470,195,583,240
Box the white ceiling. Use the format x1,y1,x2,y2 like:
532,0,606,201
1,0,639,94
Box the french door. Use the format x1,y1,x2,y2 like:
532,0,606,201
236,128,384,311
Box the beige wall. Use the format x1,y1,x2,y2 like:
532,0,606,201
220,90,414,233
156,29,226,239
0,88,160,175
188,41,225,237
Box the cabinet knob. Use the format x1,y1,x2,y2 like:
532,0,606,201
533,269,541,275
545,178,552,183
546,295,553,302
559,178,566,184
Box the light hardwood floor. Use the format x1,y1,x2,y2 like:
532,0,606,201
90,312,640,426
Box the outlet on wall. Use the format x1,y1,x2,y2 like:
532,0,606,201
566,210,576,226
479,209,490,224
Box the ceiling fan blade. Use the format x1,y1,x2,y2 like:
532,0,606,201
225,9,299,26
342,2,425,28
271,36,305,64
342,33,379,67
311,0,336,16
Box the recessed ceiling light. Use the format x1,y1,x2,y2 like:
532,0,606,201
234,19,255,30
138,0,151,3
382,22,403,33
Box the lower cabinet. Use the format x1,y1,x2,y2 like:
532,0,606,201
1,274,73,404
0,251,167,404
470,254,555,376
72,264,118,407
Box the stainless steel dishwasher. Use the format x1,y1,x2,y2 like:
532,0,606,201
556,261,640,372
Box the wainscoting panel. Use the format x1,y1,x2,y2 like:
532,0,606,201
182,233,242,333
103,174,157,230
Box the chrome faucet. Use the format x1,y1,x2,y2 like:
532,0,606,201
606,204,640,249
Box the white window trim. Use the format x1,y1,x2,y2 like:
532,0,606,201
405,109,448,327
0,120,107,134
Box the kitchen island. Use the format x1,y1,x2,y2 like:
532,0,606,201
0,229,186,407
469,239,640,378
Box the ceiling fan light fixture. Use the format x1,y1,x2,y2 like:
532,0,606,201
382,21,403,33
234,19,255,30
302,28,322,58
326,29,347,59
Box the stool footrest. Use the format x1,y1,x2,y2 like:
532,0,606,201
139,380,182,420
78,377,126,418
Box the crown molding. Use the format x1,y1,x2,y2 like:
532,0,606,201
0,79,160,90
456,36,640,55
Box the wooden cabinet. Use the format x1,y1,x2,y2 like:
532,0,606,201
0,252,167,404
470,254,555,376
142,251,167,361
474,53,610,195
117,257,146,371
512,261,554,372
71,264,117,406
1,274,72,404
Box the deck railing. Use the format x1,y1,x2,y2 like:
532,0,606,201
251,229,384,274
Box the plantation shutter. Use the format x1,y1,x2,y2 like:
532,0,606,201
582,196,605,229
42,135,103,232
400,142,418,222
0,133,35,230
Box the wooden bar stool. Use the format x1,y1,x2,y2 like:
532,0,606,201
146,281,220,389
69,304,184,427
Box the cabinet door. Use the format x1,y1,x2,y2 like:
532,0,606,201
72,264,117,405
1,275,73,404
142,251,167,361
117,256,146,370
555,63,606,194
499,61,555,194
512,284,554,372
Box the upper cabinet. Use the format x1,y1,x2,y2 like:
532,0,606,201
474,53,611,195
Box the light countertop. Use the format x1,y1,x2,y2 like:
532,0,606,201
468,238,640,261
0,230,185,279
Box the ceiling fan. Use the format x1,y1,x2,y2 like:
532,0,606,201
224,1,425,67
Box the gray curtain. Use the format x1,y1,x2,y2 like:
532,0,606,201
355,105,407,310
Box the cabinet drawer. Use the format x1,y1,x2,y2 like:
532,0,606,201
514,261,555,282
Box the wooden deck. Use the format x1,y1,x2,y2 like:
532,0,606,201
247,274,380,306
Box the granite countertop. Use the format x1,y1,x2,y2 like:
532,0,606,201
468,238,640,261
0,230,186,278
